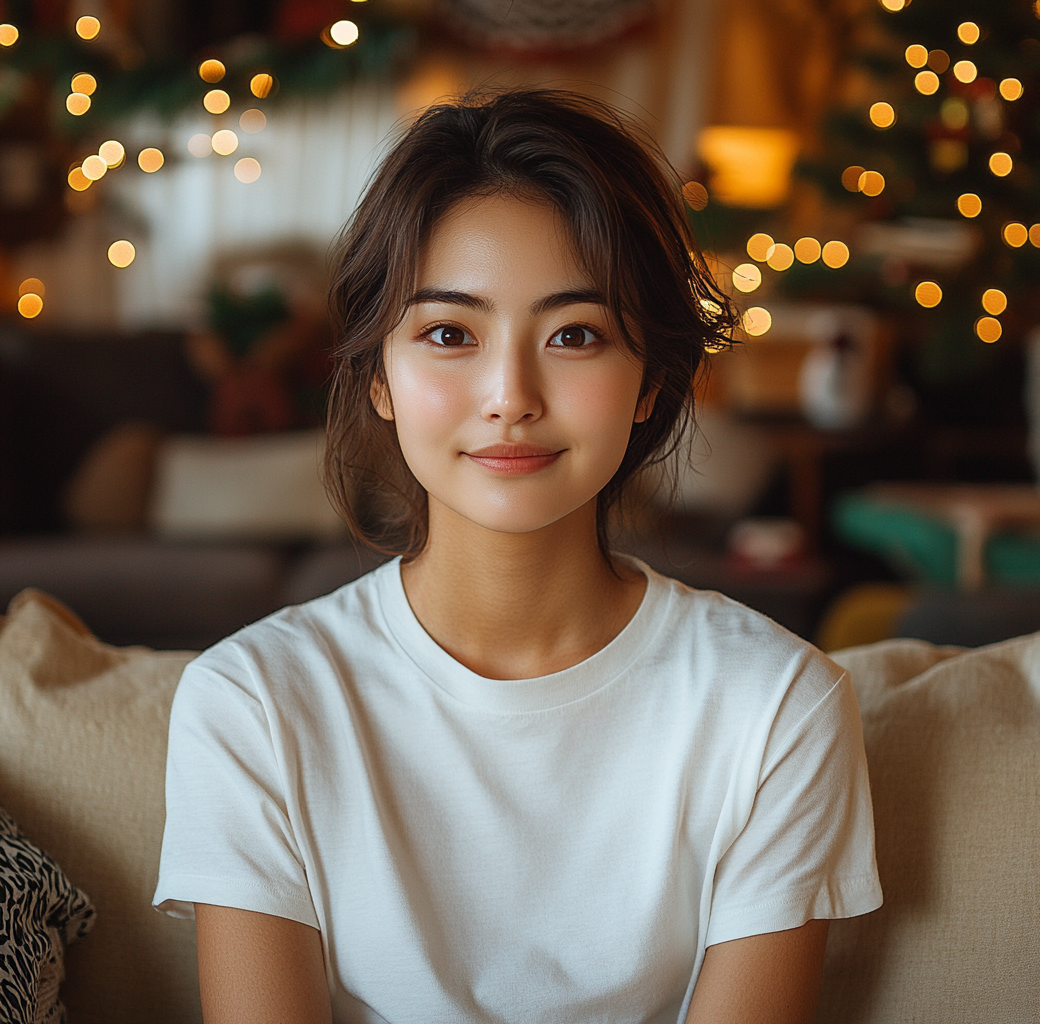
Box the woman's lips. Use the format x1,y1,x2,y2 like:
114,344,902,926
464,444,564,475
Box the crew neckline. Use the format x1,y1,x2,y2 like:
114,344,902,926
375,555,673,714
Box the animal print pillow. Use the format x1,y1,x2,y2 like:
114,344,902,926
0,807,96,1024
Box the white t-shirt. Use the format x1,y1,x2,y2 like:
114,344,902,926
154,557,881,1024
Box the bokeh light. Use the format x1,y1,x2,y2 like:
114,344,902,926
188,133,213,157
203,89,231,115
999,78,1024,101
681,181,708,210
981,289,1007,315
732,263,762,293
869,102,896,128
239,108,267,134
18,278,45,298
211,129,239,156
858,170,885,196
957,21,980,44
879,0,905,11
746,233,774,262
17,293,43,318
1030,224,1040,248
250,73,275,98
67,166,91,191
953,60,977,84
742,307,772,336
975,317,1001,343
71,73,97,95
0,23,19,46
821,241,850,268
841,165,865,191
794,237,821,264
66,93,91,115
329,20,359,45
1002,222,1028,247
75,16,100,39
766,243,794,271
137,147,164,172
956,193,982,218
81,154,107,180
108,240,136,268
914,71,940,95
989,152,1013,176
199,59,226,83
927,50,950,73
915,281,942,307
904,44,927,68
99,140,125,167
234,157,262,183
940,97,969,130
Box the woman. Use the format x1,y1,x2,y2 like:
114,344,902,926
154,89,882,1024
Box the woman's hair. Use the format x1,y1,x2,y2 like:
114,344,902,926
325,87,735,558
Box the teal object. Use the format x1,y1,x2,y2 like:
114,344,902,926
834,492,1040,588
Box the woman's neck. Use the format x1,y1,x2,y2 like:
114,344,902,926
399,497,646,680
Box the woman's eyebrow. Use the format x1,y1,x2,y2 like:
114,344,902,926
529,289,606,315
405,288,492,312
404,287,607,315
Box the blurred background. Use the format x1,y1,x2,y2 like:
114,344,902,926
0,0,1038,651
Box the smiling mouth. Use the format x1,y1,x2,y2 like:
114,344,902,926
464,444,564,475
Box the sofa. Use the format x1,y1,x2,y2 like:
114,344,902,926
1,587,1038,1024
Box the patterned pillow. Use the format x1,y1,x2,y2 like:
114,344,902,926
0,808,96,1024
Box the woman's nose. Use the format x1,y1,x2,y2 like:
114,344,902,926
479,344,544,424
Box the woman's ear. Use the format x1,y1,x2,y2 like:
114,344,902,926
370,377,394,421
634,385,659,424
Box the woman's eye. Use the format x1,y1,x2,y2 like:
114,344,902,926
549,326,598,348
426,326,473,347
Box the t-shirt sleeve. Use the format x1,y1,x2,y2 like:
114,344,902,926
152,648,319,929
704,667,883,948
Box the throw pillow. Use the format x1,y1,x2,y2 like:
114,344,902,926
0,807,95,1024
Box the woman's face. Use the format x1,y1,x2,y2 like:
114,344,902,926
376,192,653,538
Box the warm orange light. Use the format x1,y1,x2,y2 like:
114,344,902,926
696,126,799,208
915,71,940,95
869,102,896,128
137,147,164,172
81,154,107,180
1003,222,1028,248
211,129,239,156
682,181,708,210
1030,224,1040,248
18,278,45,298
250,73,275,99
766,243,794,271
940,97,969,130
99,140,125,167
66,93,91,115
858,170,885,196
821,241,850,268
915,281,942,307
841,165,865,192
975,317,1001,343
742,307,772,336
0,23,19,46
794,237,822,263
953,60,977,84
927,50,950,73
746,233,774,262
879,0,905,11
999,78,1024,101
989,152,1013,177
203,89,230,114
981,289,1007,315
71,73,97,95
199,59,226,83
234,157,262,183
67,166,91,191
956,193,982,218
732,263,762,293
328,19,359,45
957,21,980,44
75,16,100,39
17,293,43,318
108,240,136,268
239,108,267,135
905,44,927,68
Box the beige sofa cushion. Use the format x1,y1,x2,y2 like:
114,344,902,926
818,632,1040,1023
0,590,201,1024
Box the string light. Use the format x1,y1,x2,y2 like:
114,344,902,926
981,289,1007,315
250,73,275,98
19,278,45,299
199,59,226,83
234,158,262,183
746,233,774,262
188,133,213,157
989,152,1013,177
914,71,939,95
67,166,91,191
878,0,906,11
1030,224,1040,248
81,155,107,180
732,264,762,293
211,130,239,156
869,102,896,128
904,44,927,68
915,281,942,307
999,78,1023,101
1002,222,1028,247
742,307,772,336
66,93,91,115
821,241,850,268
681,181,708,210
940,98,969,130
204,89,231,114
99,140,125,167
17,293,43,318
956,193,982,218
841,165,865,191
108,240,136,268
927,50,950,73
0,23,19,46
952,61,977,84
794,237,822,263
766,243,794,271
137,147,164,172
957,21,980,44
240,109,267,134
71,73,97,95
975,317,1001,343
858,170,885,196
75,16,100,39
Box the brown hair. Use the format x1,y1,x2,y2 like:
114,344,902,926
325,88,735,558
